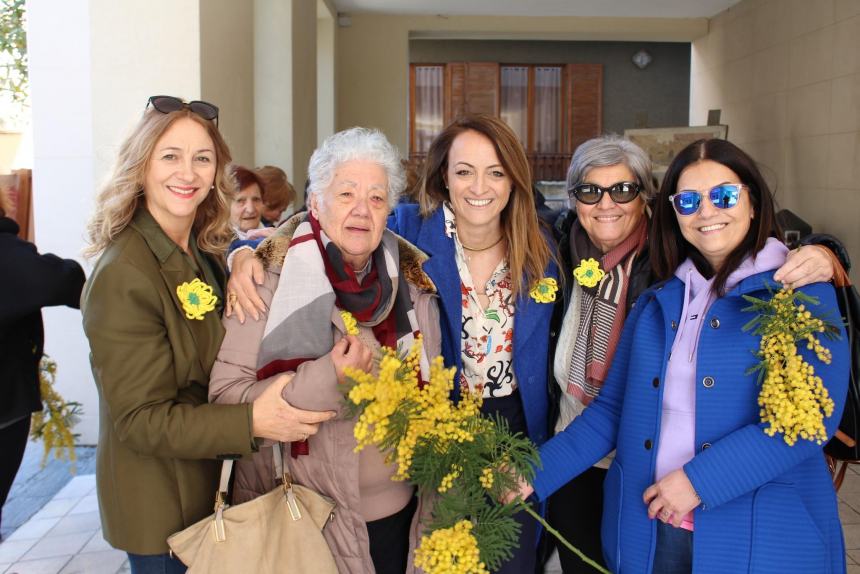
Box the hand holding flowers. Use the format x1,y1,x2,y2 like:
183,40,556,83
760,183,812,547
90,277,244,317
341,333,609,573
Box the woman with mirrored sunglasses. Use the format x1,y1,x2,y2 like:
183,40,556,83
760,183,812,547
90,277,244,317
538,135,843,573
80,97,334,574
516,138,849,574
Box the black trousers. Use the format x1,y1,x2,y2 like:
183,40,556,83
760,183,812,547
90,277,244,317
367,495,418,574
481,390,539,574
0,416,31,533
546,465,608,573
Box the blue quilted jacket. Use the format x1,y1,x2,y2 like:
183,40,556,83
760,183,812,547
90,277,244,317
533,271,849,574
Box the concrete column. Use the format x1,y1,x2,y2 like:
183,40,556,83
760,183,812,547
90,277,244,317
255,0,316,205
28,0,205,444
201,0,256,166
254,0,293,177
317,0,336,147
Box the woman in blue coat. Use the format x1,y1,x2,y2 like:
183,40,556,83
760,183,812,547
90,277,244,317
511,138,849,573
389,114,558,573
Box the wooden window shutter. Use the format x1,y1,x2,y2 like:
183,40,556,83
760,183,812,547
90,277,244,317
564,63,603,153
445,62,499,122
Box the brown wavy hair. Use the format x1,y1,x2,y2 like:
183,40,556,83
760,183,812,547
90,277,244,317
418,114,555,297
84,107,235,259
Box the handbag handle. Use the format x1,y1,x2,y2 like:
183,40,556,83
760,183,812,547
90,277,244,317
210,443,304,542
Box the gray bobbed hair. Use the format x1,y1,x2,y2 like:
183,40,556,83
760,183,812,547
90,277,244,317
566,134,656,204
307,127,405,210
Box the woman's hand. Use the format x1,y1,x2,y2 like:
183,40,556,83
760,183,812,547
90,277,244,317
643,469,700,528
251,373,336,442
773,244,834,289
225,249,267,323
331,335,373,384
499,467,534,504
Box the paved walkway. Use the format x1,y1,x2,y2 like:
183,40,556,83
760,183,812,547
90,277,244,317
3,464,860,573
0,474,127,574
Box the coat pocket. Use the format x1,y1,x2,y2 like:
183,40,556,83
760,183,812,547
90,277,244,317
601,461,623,573
749,482,829,574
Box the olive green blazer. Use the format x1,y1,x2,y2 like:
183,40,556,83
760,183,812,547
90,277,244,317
82,209,256,554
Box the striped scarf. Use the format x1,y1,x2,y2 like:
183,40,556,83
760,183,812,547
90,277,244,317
566,218,647,404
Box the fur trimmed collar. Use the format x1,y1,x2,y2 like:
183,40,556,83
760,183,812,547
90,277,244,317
255,213,436,294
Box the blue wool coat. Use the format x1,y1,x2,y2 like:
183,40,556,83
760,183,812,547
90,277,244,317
533,271,849,574
388,204,558,446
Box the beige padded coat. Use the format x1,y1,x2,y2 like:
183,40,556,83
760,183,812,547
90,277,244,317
209,229,439,574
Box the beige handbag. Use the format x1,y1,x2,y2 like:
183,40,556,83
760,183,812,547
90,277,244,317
167,444,338,573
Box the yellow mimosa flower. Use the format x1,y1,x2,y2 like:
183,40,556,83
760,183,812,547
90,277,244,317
340,310,359,335
573,258,604,288
529,277,559,303
176,278,218,320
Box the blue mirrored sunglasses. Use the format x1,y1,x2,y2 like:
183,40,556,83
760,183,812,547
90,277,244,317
668,183,746,216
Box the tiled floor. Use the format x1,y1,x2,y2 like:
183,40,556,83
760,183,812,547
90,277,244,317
4,465,860,573
0,475,127,574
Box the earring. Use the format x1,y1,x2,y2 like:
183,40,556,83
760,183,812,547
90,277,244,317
210,185,215,190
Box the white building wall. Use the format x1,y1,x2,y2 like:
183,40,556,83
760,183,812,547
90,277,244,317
27,0,203,444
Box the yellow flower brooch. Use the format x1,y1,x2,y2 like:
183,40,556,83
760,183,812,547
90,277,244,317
573,258,605,288
176,278,218,320
340,310,360,335
529,277,559,303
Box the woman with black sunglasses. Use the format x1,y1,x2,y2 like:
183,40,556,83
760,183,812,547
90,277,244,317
80,97,334,573
513,138,849,574
541,135,841,573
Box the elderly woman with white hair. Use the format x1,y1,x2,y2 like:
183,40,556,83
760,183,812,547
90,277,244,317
209,127,441,574
544,134,840,573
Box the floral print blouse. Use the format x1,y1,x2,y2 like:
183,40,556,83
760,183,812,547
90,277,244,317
443,203,517,399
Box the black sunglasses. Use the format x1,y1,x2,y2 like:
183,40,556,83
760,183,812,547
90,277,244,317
146,95,219,127
568,181,641,205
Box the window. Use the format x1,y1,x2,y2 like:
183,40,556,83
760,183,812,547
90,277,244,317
409,62,602,180
411,65,444,154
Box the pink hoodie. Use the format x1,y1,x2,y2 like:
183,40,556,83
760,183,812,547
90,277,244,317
654,238,788,530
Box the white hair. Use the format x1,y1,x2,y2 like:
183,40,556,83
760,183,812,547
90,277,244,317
307,127,405,210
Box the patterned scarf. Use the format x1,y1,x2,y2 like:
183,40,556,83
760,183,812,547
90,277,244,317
566,217,647,404
257,213,427,454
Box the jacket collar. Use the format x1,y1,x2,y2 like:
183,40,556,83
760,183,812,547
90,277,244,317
129,208,182,264
655,268,782,306
257,212,436,293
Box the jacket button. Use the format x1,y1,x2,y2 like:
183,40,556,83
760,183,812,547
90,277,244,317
671,320,678,330
652,377,660,388
710,317,720,329
702,376,715,388
644,439,653,450
701,442,712,451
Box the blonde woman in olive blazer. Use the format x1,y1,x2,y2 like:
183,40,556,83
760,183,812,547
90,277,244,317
82,98,334,573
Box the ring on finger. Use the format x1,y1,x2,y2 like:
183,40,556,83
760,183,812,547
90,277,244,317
228,292,238,306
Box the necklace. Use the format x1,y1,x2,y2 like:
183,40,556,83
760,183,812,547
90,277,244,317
461,235,503,252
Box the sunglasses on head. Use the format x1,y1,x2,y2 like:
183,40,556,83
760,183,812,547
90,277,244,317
668,183,747,216
568,181,641,205
146,95,219,127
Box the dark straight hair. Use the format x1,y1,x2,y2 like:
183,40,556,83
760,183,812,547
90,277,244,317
650,139,781,295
